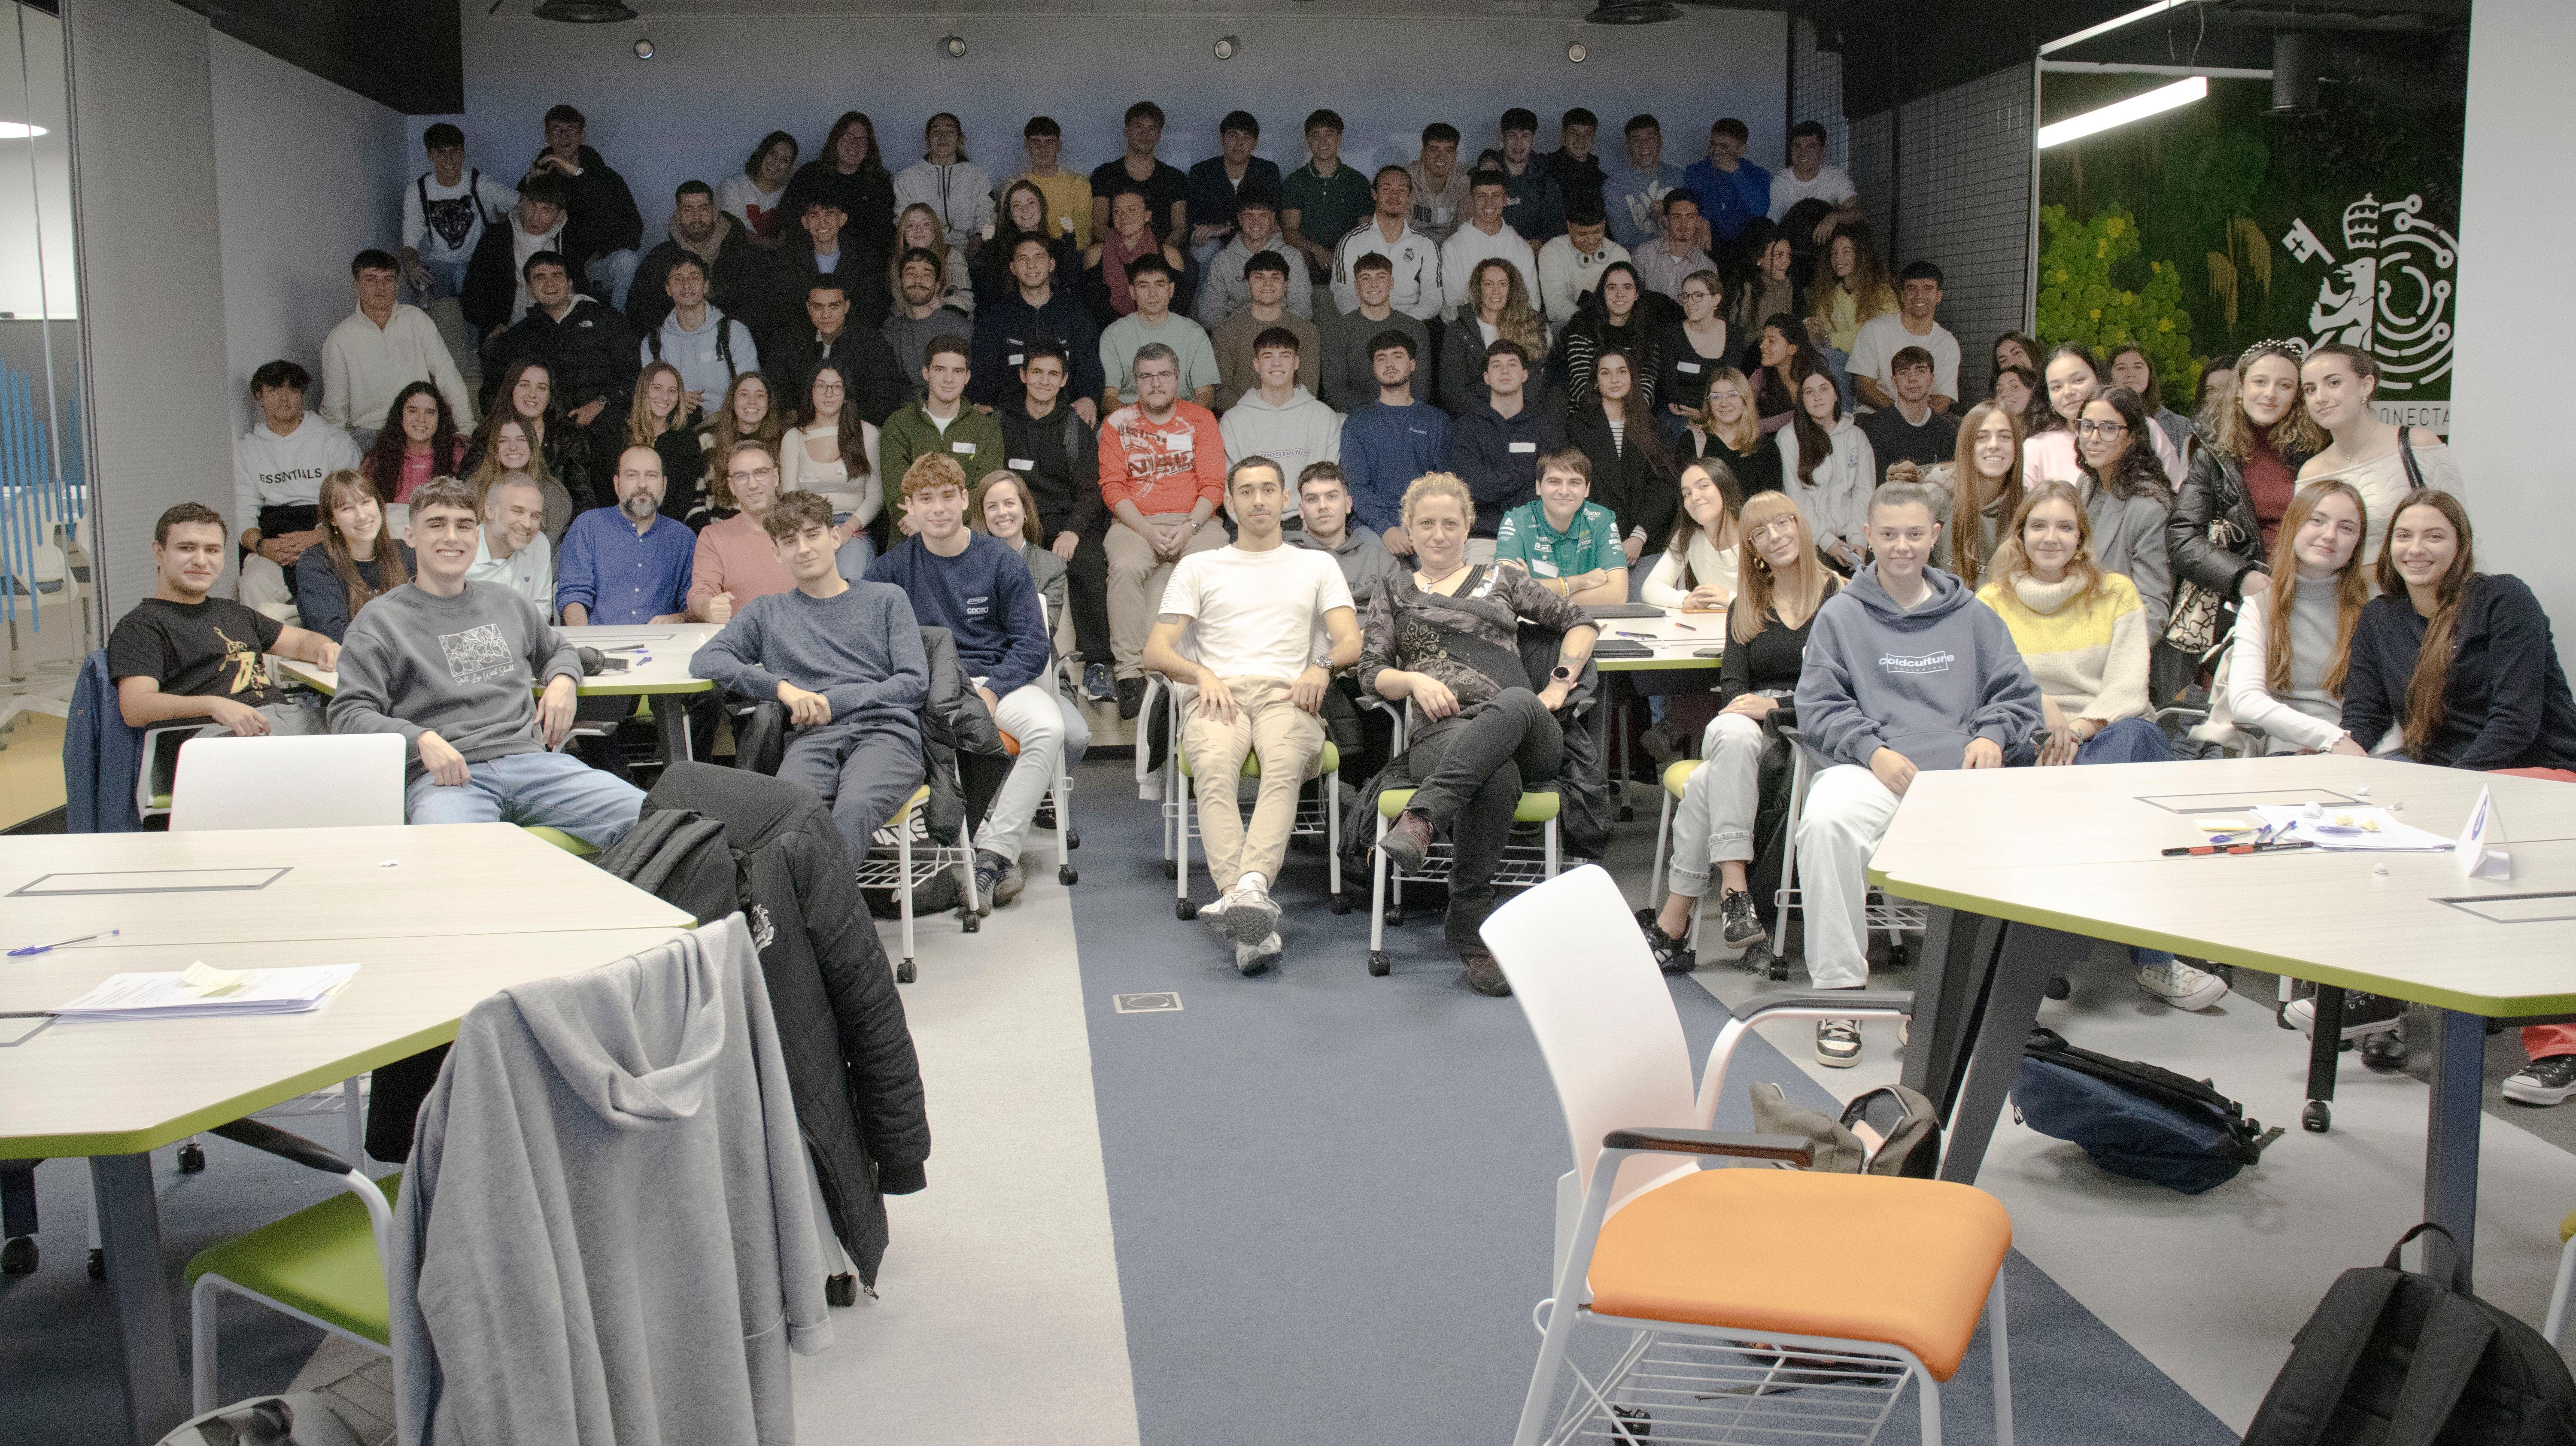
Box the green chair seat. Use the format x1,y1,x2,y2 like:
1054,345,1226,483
1179,740,1340,780
1378,787,1560,823
186,1174,401,1344
1662,759,1702,799
525,826,599,856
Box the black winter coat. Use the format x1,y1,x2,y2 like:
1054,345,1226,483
2169,443,2276,598
530,144,644,266
461,221,586,337
480,295,642,427
641,763,932,1289
626,219,770,337
1565,404,1679,547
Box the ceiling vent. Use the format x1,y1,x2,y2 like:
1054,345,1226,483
532,2,638,21
1586,0,1685,24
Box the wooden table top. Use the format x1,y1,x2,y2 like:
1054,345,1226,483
1590,608,1724,672
1868,756,2576,1016
277,623,723,697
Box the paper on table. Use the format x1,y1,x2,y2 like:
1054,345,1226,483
53,963,359,1020
2249,804,2455,853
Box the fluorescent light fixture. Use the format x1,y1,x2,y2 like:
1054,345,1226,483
2038,0,2184,56
0,123,46,140
2036,76,2206,149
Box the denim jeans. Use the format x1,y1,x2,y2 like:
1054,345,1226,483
409,258,470,304
832,525,877,582
403,747,646,847
584,248,641,312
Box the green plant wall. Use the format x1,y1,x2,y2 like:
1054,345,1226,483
2037,73,2464,423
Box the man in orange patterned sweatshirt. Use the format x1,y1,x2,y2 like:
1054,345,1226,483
1099,341,1226,717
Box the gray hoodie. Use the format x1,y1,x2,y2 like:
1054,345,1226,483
392,916,832,1446
1795,563,2041,772
328,580,582,778
1288,525,1403,608
1217,385,1342,481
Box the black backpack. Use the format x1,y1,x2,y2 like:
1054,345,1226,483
2012,1026,2281,1194
2245,1224,2576,1446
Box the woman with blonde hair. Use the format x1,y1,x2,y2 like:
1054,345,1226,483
1806,223,1896,354
1919,399,2023,589
1437,257,1549,414
1680,367,1781,497
626,361,705,526
1977,480,2224,1011
1364,471,1600,996
1643,491,1839,968
295,468,412,642
2221,478,2369,756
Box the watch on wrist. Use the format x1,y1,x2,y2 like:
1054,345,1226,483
1309,650,1334,673
1551,664,1577,684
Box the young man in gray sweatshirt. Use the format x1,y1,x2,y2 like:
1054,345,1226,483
328,475,646,846
1791,480,2038,1065
692,489,930,860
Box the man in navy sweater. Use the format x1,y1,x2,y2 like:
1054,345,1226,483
1338,329,1448,559
692,489,928,861
1442,339,1566,556
868,453,1057,906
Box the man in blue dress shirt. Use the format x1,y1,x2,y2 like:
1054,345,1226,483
553,444,708,767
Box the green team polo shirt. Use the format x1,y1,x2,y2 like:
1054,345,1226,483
1493,499,1624,580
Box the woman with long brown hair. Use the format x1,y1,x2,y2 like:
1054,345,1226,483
1640,459,1742,610
1920,399,2022,590
1437,257,1549,415
693,371,785,522
1806,223,1896,354
2219,479,2369,756
2298,343,2463,566
358,381,465,504
1776,361,1874,573
464,414,570,546
2169,340,2324,649
627,361,706,527
1643,491,1839,969
461,358,592,519
2070,386,2176,642
778,360,883,576
293,469,412,642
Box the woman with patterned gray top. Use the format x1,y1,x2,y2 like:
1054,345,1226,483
1361,472,1598,996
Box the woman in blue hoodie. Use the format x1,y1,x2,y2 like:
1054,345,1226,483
1790,480,2041,1066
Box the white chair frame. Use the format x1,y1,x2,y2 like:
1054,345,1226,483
1151,673,1343,921
1364,696,1560,976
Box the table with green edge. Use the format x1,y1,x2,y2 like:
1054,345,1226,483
0,824,689,1444
1868,755,2576,1288
274,622,724,765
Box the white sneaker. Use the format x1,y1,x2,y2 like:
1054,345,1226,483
2136,957,2228,1011
1236,932,1283,976
1814,1019,1862,1068
1202,885,1282,945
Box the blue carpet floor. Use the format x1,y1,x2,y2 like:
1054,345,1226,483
1070,759,2238,1445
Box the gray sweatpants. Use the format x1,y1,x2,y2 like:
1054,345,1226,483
778,720,924,862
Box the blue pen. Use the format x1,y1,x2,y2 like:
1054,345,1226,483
9,929,119,957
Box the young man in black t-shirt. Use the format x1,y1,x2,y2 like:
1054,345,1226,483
109,502,341,737
1856,346,1961,479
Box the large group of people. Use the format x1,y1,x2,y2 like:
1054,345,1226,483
155,97,2568,1103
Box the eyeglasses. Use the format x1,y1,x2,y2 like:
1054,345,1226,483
2075,419,2129,439
728,466,778,483
1749,517,1801,541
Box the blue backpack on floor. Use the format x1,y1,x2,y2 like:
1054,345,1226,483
2012,1027,2282,1194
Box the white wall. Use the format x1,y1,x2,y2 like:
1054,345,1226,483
0,9,78,321
209,30,408,436
426,2,1787,243
64,0,233,616
2449,0,2574,633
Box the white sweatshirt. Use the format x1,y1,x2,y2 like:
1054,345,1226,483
233,414,362,540
1331,219,1445,322
892,160,997,251
1218,386,1343,478
320,304,475,432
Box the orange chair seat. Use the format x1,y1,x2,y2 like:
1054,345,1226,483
1585,1168,2010,1381
999,729,1021,756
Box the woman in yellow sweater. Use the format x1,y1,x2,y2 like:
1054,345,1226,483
1978,481,2224,1010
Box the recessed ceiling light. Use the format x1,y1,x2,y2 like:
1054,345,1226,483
632,36,653,59
0,123,46,140
1214,34,1239,60
940,33,967,58
1567,40,1589,62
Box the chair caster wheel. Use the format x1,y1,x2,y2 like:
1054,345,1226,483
1067,830,1080,850
2045,974,2071,1000
1,1236,34,1276
1367,951,1391,977
1384,909,1405,927
961,912,981,934
825,1273,859,1307
1618,804,1635,823
2302,1100,2331,1133
1329,896,1352,915
896,958,916,983
1163,860,1177,880
1059,866,1078,885
1768,954,1791,982
87,1247,104,1282
1177,899,1197,920
1885,944,1911,969
177,1142,206,1173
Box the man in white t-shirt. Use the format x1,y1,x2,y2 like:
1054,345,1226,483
1439,169,1541,317
401,123,519,305
1847,260,1960,413
1766,120,1863,245
1143,455,1361,975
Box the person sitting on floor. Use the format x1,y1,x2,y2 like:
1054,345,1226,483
1976,480,2227,1015
1365,472,1600,996
1793,480,2040,1067
2334,489,2576,1108
111,502,341,738
294,468,414,643
327,476,644,846
692,489,930,862
1492,448,1631,605
1643,491,1838,969
868,455,1058,910
1141,455,1361,977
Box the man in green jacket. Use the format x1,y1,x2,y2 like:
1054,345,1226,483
875,334,1005,547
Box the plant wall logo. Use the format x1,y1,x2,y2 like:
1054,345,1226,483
2282,193,2457,428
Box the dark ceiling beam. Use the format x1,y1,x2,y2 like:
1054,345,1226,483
167,0,461,115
